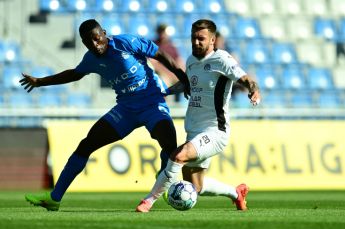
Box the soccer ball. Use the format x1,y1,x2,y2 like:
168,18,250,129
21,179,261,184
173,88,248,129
167,180,198,211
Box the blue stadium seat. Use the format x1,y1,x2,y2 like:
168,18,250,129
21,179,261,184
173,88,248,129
234,17,261,39
281,66,306,90
244,40,270,64
226,41,243,63
147,0,172,13
316,91,341,108
289,92,314,108
2,66,22,89
66,0,91,12
307,67,333,90
128,14,153,38
314,18,338,41
271,43,298,65
181,14,203,37
66,92,91,108
39,0,66,13
30,66,54,77
0,40,21,63
231,91,252,108
201,0,226,14
95,0,117,12
119,0,144,13
102,15,127,35
254,65,278,90
8,92,34,108
175,0,197,13
37,92,63,107
261,90,287,108
213,15,233,38
338,18,345,41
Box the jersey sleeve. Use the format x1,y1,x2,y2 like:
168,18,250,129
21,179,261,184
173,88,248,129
116,35,159,58
219,52,247,81
74,52,93,74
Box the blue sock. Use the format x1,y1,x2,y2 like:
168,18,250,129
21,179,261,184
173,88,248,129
50,154,88,202
158,150,169,175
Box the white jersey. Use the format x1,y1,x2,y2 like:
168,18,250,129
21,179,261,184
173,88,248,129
185,49,246,135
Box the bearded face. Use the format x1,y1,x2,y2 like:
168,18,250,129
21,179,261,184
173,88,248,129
191,28,215,59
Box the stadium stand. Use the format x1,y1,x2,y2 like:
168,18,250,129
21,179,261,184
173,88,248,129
1,0,345,127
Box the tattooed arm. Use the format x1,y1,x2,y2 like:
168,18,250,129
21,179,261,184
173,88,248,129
237,75,261,106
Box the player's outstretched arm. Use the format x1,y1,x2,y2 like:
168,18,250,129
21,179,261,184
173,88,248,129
153,49,190,99
20,69,85,93
237,75,261,106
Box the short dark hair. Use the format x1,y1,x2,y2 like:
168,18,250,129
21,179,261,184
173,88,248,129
156,24,167,34
191,19,217,34
79,19,102,38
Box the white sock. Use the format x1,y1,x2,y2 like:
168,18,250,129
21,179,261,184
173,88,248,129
199,177,238,200
145,159,183,204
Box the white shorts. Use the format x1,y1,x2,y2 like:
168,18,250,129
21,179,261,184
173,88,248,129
185,129,230,169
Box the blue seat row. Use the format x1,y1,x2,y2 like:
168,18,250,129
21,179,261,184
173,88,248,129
39,0,227,14
0,64,92,108
76,12,258,40
232,89,345,109
314,17,345,42
255,65,334,91
0,40,21,63
0,90,92,108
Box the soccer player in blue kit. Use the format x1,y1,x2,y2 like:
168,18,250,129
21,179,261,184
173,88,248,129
20,19,189,211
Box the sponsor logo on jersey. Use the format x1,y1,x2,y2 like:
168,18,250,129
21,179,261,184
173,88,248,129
121,52,130,59
127,76,146,92
204,64,211,71
189,95,202,107
209,80,215,88
190,75,198,86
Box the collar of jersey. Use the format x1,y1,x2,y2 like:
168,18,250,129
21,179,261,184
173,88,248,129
105,36,119,57
192,50,215,63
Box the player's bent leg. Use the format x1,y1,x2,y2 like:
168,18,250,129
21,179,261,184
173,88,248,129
47,118,122,206
25,192,60,211
234,183,249,211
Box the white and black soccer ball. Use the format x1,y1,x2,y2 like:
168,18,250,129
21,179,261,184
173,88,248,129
167,180,198,211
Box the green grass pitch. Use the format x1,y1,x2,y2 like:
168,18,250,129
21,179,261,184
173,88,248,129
0,191,344,229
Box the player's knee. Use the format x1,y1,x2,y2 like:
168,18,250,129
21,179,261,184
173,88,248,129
172,153,184,163
171,145,189,163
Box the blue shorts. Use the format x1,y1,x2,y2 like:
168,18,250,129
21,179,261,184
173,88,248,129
102,102,172,139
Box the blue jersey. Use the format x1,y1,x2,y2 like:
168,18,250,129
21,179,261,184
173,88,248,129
75,34,169,110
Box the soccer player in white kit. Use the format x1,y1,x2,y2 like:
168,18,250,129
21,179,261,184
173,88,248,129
137,19,261,212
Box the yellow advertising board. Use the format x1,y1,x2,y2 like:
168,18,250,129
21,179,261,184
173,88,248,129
46,120,345,191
